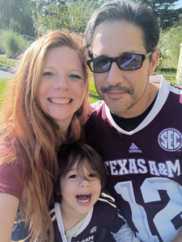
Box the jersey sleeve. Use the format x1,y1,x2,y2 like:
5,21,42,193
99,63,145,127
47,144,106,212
0,140,27,201
98,193,140,242
111,222,141,242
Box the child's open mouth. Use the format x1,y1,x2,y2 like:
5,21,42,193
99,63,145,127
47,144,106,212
76,194,91,203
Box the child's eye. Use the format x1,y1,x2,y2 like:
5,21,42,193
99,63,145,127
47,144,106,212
43,72,54,77
89,173,97,178
69,174,78,178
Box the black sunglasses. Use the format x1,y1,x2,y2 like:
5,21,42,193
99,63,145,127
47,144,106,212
87,52,152,73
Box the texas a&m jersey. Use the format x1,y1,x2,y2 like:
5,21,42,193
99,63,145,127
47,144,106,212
50,193,139,242
85,75,182,242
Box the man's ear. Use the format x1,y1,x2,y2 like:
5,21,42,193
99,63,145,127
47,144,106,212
149,50,160,76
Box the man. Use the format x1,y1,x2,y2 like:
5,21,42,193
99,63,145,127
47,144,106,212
85,1,182,242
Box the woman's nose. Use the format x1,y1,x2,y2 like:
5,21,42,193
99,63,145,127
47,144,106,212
54,75,70,90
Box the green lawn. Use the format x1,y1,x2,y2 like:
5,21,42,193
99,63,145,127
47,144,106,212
0,78,9,105
155,68,176,85
89,74,102,103
0,54,17,68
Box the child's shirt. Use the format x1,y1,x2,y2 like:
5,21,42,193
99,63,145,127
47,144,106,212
50,193,140,242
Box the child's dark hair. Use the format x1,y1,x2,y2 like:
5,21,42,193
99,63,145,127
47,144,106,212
55,143,107,203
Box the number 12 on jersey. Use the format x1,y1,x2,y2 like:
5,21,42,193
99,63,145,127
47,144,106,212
115,178,182,242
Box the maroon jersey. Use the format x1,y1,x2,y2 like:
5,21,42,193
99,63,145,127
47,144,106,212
51,193,139,242
85,75,182,242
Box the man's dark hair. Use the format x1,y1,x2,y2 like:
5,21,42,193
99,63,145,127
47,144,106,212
85,0,159,57
55,142,107,203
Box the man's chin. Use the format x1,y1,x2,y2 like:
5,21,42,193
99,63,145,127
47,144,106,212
107,102,134,118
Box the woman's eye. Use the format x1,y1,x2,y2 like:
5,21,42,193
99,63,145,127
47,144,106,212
69,74,82,79
69,174,78,178
43,72,54,77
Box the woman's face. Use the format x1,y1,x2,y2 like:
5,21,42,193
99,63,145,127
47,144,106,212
39,46,86,132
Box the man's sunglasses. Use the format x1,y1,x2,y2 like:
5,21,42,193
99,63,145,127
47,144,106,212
87,52,152,73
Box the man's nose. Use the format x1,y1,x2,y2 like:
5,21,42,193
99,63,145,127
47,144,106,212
106,62,125,86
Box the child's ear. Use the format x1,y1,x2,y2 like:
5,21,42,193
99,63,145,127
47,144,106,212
55,184,61,196
54,180,62,203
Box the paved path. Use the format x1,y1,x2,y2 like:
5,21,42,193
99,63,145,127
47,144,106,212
0,67,14,79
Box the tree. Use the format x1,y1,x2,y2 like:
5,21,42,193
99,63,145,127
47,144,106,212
135,0,181,29
39,0,107,34
39,3,70,32
0,0,35,37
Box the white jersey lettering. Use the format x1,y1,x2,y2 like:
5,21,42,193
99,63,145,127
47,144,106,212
137,159,147,174
166,159,180,177
129,159,139,174
118,159,128,175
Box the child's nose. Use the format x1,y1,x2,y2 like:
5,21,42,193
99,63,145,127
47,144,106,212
79,178,90,187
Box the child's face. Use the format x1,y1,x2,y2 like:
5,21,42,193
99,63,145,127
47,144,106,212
60,161,101,218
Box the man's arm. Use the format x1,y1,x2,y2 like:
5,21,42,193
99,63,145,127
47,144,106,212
0,193,19,242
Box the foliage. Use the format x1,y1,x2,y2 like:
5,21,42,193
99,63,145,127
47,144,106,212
0,32,4,54
40,3,71,32
1,30,31,58
0,0,35,37
134,0,181,29
156,57,163,70
39,0,107,34
158,18,182,66
0,0,181,38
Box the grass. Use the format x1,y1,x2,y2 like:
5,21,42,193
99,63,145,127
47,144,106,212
0,78,9,105
89,74,102,103
154,68,177,85
0,54,17,68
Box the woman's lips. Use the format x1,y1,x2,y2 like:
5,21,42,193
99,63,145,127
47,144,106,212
48,98,72,104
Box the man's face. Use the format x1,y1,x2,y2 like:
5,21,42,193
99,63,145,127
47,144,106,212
92,21,158,118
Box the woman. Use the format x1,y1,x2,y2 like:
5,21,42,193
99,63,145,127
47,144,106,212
0,30,89,242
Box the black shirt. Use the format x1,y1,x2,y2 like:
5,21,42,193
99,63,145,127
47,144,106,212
111,95,157,132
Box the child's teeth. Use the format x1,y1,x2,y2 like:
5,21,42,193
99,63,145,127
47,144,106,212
76,194,90,202
78,198,89,203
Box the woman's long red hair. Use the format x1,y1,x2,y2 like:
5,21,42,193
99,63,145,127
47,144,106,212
0,30,89,241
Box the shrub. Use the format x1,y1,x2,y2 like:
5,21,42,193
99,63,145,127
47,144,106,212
0,31,4,54
1,30,31,58
159,18,182,67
